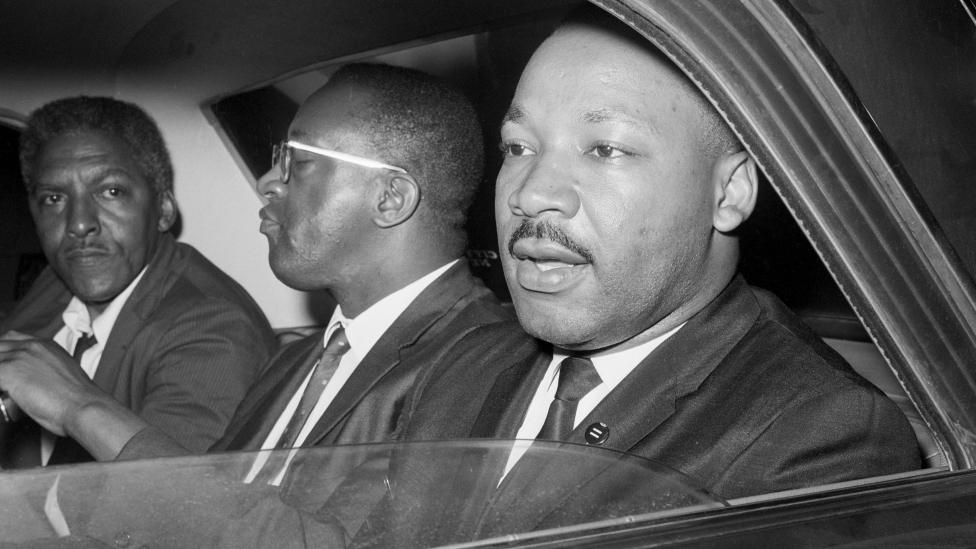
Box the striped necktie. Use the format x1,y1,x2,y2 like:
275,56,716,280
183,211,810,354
276,327,350,449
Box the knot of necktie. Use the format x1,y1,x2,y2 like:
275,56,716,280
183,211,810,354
320,326,349,362
72,333,97,361
537,356,601,441
553,356,601,403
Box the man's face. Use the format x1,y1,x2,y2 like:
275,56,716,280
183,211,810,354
257,82,376,292
496,25,722,352
29,131,171,308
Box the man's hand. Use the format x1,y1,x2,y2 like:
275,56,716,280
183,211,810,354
0,330,104,436
0,330,154,461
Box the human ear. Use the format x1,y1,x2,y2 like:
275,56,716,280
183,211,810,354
156,190,178,232
712,150,758,233
373,173,421,228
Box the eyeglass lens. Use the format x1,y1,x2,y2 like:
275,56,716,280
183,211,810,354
271,142,291,182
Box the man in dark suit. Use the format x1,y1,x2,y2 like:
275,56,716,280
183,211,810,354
118,63,509,467
0,64,508,547
358,8,921,546
0,64,509,473
0,96,275,468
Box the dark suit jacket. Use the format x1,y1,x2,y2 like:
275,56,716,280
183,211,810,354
213,259,511,452
0,234,275,468
74,260,511,549
116,259,512,463
374,275,921,545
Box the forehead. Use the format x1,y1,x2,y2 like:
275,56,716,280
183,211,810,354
509,25,701,131
288,81,373,145
35,131,144,181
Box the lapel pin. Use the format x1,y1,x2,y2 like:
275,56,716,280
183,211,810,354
584,422,609,445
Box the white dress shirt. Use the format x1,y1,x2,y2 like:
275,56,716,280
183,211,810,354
245,259,458,484
501,322,685,478
45,267,147,465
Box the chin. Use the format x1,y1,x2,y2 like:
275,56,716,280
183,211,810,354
269,263,324,292
512,298,601,351
270,267,306,291
70,282,127,306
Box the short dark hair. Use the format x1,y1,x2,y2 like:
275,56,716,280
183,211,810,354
19,96,173,195
327,63,484,246
557,5,741,160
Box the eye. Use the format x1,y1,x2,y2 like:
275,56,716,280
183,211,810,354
38,193,64,206
585,143,630,160
499,140,536,158
99,186,126,199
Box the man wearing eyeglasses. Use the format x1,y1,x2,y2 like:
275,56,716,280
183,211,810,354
205,63,511,464
0,64,510,471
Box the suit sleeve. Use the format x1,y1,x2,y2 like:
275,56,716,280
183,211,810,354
126,296,272,454
713,386,922,498
115,426,188,460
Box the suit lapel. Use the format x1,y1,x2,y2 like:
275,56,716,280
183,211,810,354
470,348,549,439
91,234,180,392
215,335,323,451
418,347,548,542
304,262,476,445
568,276,761,454
475,368,681,536
478,277,762,536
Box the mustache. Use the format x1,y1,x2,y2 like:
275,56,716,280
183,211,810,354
64,242,109,255
506,219,594,263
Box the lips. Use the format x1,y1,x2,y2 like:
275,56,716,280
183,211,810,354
510,238,589,294
63,246,110,265
259,207,280,235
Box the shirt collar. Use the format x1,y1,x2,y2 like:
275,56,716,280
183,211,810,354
550,322,686,389
61,267,149,343
323,259,459,354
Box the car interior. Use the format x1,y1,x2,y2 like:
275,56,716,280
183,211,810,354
1,0,971,532
203,3,948,470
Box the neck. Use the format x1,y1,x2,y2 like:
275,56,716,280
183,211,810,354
333,248,455,318
85,301,110,321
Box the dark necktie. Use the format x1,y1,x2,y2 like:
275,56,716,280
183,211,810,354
276,327,350,449
72,332,97,361
536,356,601,441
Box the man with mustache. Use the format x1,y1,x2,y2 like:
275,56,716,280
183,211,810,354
0,96,275,468
395,6,920,533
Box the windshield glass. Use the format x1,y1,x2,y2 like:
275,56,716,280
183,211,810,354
0,440,722,548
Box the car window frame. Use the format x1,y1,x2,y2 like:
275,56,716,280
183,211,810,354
591,0,976,469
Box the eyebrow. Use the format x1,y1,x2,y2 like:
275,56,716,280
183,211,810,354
502,103,661,137
580,108,660,135
288,129,313,141
81,165,132,181
501,104,525,125
39,164,130,183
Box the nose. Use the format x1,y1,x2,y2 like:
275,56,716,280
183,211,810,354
504,157,580,219
256,165,287,202
66,195,100,238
